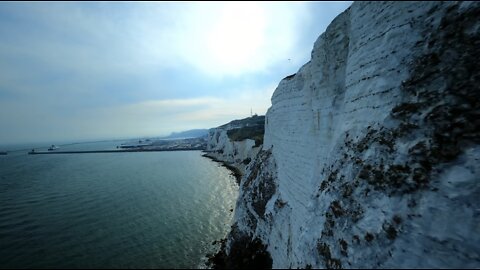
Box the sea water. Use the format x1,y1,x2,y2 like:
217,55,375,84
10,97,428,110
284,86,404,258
0,141,238,268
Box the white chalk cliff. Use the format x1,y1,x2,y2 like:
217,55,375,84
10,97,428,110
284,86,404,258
208,1,480,268
206,129,260,176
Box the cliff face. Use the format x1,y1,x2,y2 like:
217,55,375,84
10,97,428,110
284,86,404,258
209,1,480,268
205,116,265,177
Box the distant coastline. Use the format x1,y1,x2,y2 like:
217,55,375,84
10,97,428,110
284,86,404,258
28,147,204,155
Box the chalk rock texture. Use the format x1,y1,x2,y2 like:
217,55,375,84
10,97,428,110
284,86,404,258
210,1,480,268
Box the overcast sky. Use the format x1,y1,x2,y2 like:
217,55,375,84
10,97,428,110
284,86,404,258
0,1,351,145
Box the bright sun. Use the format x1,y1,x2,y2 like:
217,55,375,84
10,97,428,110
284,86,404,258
206,3,266,74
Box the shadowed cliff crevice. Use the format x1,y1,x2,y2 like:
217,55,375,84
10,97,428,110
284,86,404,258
207,231,272,269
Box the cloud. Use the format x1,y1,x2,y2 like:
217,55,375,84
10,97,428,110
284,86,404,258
0,1,352,144
0,1,353,78
72,85,275,140
0,84,275,144
118,2,315,77
0,1,315,100
0,2,314,77
174,84,277,122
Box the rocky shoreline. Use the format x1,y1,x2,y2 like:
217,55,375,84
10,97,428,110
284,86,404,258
201,153,243,185
202,148,274,269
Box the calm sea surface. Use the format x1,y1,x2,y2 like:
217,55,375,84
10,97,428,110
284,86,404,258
0,141,238,268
